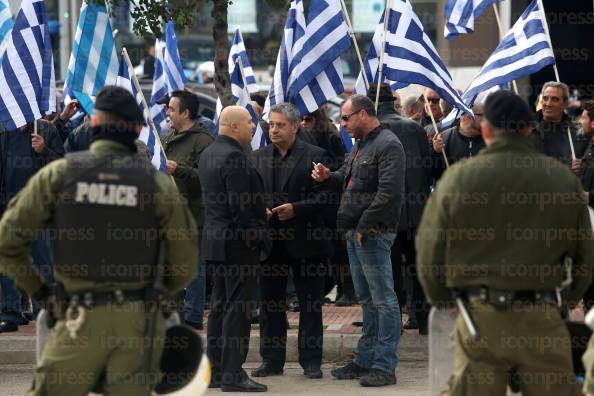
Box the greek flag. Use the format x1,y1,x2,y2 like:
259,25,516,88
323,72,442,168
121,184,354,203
163,21,186,91
150,39,168,134
0,0,14,61
116,53,167,172
212,27,258,130
63,1,118,115
442,0,555,127
444,0,501,40
0,0,56,130
149,22,186,135
265,0,350,116
381,0,471,115
354,11,407,94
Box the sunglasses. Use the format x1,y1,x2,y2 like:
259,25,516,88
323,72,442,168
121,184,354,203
341,109,362,122
426,98,440,104
302,115,314,122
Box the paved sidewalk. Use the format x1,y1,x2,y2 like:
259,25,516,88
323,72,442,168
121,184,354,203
0,303,428,364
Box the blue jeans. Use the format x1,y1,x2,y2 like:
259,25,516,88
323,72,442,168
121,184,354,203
346,231,401,373
183,256,206,324
1,231,52,322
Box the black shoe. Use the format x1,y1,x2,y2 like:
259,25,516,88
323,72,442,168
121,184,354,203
251,363,283,377
22,311,34,322
351,321,363,327
287,296,299,312
209,371,221,388
331,361,370,379
335,293,357,307
304,365,323,379
221,377,268,392
184,319,203,330
0,321,18,333
359,368,397,387
403,319,418,330
18,315,29,326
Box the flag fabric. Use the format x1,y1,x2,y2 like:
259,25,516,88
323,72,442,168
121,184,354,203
212,27,264,148
150,39,168,134
354,11,407,95
0,0,14,61
441,0,555,127
0,0,56,130
444,0,501,40
229,27,258,94
380,0,472,115
63,1,118,115
264,0,350,117
115,53,167,173
163,21,186,92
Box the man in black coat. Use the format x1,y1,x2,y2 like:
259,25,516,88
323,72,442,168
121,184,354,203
251,103,333,379
368,84,433,334
199,106,269,392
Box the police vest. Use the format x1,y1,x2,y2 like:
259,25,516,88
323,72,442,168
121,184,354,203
53,151,159,282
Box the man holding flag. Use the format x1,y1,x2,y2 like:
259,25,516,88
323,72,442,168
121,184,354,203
162,90,213,329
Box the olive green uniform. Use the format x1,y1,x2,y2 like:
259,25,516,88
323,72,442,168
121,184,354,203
416,135,593,396
0,140,198,396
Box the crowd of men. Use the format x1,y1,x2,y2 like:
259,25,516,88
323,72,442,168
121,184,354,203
1,80,594,395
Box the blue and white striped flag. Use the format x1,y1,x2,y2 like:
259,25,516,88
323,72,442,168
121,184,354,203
63,1,118,115
354,11,407,95
163,21,187,92
265,0,350,117
0,0,55,130
441,0,555,127
381,0,472,115
444,0,501,40
150,39,168,134
0,0,14,61
116,52,167,172
212,27,259,131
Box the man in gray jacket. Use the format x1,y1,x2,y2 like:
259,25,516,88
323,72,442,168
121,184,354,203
312,95,405,387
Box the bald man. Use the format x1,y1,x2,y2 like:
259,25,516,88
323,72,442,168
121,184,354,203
199,106,270,392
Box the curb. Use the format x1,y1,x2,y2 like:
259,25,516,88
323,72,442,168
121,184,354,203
0,333,427,365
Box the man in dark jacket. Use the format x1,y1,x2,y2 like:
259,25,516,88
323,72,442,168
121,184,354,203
368,84,433,334
532,81,588,167
313,95,405,387
162,90,214,329
251,103,332,379
199,106,269,392
0,120,63,332
432,103,486,180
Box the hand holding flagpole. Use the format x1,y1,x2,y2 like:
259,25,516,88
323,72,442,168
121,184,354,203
424,92,449,168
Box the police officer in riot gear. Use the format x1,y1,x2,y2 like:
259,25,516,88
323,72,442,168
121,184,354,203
0,86,198,396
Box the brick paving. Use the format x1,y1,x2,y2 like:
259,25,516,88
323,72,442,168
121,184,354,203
2,302,418,337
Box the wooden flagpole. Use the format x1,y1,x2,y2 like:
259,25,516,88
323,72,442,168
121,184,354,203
536,0,574,159
374,0,392,111
424,92,449,168
339,0,369,91
492,4,518,94
121,48,178,181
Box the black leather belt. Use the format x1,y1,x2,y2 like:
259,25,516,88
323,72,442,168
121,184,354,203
68,289,146,308
464,287,558,309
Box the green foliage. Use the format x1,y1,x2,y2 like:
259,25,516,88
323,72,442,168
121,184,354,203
89,0,210,39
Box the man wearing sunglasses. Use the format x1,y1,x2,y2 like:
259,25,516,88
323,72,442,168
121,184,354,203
312,95,406,387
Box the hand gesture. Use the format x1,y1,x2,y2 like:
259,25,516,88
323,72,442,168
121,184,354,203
60,100,79,121
311,162,330,182
271,203,295,221
31,133,45,154
433,133,444,153
166,160,177,175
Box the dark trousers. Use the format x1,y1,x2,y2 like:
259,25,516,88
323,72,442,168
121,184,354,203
206,241,259,385
391,229,430,333
259,251,324,370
